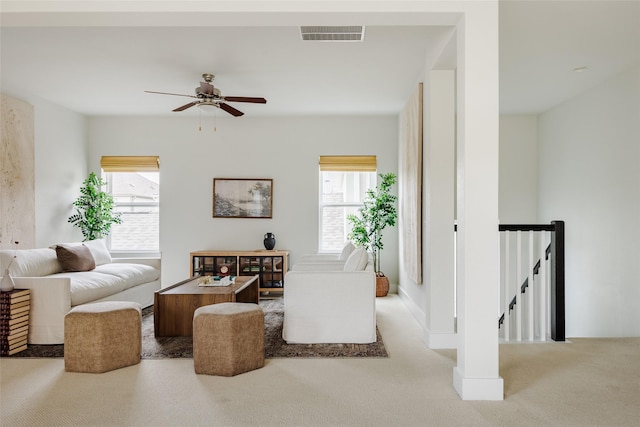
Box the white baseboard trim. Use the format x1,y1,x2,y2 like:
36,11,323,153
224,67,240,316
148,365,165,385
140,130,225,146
425,330,457,349
399,286,458,349
453,367,504,401
397,285,426,329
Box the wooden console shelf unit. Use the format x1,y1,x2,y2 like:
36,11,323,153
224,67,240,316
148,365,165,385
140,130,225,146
190,250,289,295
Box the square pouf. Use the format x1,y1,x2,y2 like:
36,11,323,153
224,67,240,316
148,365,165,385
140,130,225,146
64,301,142,373
193,302,264,376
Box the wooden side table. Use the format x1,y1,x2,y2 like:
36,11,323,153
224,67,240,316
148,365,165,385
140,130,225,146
0,288,31,356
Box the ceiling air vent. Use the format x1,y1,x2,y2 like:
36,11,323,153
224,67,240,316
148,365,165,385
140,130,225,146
300,26,365,42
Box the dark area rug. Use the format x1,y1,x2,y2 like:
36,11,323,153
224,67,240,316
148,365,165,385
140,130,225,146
6,299,388,359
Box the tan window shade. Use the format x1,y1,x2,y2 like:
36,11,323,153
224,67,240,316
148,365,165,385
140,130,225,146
100,156,160,172
319,155,376,172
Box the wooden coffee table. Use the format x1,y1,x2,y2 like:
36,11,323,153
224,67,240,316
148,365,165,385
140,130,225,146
153,275,259,337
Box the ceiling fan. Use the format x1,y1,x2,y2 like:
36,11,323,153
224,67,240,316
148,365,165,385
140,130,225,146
145,73,266,116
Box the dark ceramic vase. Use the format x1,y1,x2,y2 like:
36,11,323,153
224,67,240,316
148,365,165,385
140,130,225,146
263,233,276,250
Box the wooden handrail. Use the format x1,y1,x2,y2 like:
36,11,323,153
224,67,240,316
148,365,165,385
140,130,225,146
499,224,555,232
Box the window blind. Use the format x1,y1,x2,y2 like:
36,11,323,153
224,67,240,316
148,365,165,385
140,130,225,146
319,155,376,172
100,156,160,172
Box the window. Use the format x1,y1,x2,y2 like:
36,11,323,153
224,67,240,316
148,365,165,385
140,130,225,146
101,156,160,253
318,156,376,252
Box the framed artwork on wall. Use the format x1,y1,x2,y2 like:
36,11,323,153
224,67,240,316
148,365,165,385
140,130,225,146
1,94,36,249
399,83,423,284
213,178,273,219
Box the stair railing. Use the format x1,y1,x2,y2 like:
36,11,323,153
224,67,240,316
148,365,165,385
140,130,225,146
498,221,565,342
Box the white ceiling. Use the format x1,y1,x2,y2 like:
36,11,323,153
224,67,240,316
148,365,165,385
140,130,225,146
1,26,450,117
499,0,640,115
1,1,638,117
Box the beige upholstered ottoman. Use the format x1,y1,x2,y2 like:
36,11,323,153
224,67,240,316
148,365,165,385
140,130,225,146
64,301,142,373
193,302,264,376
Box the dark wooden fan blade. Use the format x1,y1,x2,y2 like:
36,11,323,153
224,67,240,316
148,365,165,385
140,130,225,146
199,82,215,96
173,101,199,112
219,103,244,117
145,90,197,98
223,96,267,104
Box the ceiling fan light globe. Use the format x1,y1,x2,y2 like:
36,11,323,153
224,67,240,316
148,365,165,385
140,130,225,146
198,102,218,111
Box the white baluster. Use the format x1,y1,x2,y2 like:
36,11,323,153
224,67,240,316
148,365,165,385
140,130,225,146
528,230,535,341
504,231,510,342
539,232,548,341
516,231,522,342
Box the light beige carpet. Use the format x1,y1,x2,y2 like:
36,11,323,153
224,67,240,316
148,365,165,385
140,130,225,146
1,294,638,426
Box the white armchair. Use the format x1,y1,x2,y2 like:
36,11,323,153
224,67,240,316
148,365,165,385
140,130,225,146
283,246,376,344
297,242,355,264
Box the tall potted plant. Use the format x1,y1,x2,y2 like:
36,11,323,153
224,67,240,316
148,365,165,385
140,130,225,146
347,172,397,297
68,172,122,241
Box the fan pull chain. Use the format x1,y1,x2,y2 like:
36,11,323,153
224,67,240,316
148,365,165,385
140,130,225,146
198,109,202,132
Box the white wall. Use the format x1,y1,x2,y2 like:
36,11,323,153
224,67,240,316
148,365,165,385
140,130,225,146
398,70,457,343
499,115,538,224
538,65,640,337
423,70,456,348
7,94,89,248
35,98,88,247
397,28,458,330
88,115,399,287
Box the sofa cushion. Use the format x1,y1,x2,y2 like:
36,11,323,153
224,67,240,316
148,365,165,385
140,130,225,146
83,239,113,266
49,271,128,306
0,248,61,277
51,239,112,266
55,244,96,272
93,263,160,289
338,242,355,261
343,246,369,271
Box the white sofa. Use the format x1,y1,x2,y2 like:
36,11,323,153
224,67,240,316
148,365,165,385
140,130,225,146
0,239,160,344
283,246,376,344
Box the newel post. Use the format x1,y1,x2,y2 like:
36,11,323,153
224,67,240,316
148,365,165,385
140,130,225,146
550,220,565,341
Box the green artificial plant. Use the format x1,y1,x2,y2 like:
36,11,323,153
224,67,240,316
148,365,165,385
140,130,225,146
68,172,122,241
347,172,397,274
